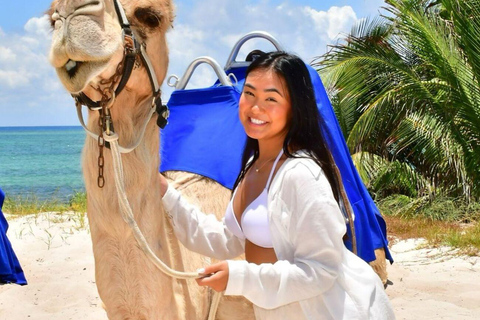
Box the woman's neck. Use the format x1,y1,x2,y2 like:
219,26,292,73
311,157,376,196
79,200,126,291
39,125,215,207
257,140,284,161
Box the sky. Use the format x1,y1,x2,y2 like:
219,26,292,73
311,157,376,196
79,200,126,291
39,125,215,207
0,0,387,127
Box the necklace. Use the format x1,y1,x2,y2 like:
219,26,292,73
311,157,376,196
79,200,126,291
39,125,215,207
254,157,275,173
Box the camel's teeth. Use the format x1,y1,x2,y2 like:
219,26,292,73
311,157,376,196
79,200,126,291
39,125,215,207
65,60,77,72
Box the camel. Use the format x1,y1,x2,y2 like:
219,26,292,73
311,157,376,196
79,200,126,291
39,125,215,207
47,0,253,319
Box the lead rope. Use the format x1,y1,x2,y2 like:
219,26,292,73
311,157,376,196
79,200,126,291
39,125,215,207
103,131,223,320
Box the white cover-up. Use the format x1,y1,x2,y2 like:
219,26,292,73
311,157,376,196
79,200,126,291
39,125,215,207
162,151,395,320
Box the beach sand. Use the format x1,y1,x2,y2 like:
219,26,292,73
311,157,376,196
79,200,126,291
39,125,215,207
0,212,479,320
386,239,480,319
0,213,105,320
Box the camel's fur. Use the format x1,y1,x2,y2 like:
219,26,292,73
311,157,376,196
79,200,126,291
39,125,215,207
48,0,253,318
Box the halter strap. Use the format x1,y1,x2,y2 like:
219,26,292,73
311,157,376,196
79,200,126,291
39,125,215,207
265,149,284,189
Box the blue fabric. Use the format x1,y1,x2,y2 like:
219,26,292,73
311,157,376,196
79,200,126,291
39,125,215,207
160,85,247,189
0,187,27,285
305,65,393,264
160,63,392,264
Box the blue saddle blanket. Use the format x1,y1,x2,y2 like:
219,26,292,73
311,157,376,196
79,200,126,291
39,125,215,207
160,85,246,189
0,188,27,285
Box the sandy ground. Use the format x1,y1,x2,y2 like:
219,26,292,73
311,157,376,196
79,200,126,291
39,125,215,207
386,239,480,319
0,212,479,320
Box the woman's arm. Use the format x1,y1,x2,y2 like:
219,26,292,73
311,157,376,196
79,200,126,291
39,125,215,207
160,174,245,260
224,162,346,309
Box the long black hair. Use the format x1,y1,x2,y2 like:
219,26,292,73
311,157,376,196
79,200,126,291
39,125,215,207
233,51,345,205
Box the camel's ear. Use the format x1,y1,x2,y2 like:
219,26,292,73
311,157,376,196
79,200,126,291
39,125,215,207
134,7,162,30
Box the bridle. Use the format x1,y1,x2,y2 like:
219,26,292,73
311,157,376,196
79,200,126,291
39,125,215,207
73,0,169,186
74,0,169,146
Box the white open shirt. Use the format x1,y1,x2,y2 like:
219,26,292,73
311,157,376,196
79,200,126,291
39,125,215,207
162,152,395,320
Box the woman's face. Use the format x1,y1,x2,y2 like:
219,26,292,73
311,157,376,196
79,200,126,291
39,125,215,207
239,69,292,145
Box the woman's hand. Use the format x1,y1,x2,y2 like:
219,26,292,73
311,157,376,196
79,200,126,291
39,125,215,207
196,261,229,292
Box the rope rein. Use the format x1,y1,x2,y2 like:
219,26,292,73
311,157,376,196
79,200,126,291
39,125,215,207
77,76,222,319
76,87,222,319
103,132,223,320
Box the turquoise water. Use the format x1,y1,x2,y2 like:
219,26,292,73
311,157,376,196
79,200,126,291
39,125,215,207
0,126,85,202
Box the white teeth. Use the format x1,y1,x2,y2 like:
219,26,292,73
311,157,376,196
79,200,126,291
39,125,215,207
65,60,77,72
251,118,266,125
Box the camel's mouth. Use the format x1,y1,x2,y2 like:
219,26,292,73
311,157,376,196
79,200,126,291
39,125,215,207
54,58,110,94
64,60,83,79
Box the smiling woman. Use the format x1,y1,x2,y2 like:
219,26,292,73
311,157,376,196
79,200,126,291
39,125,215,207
159,51,396,320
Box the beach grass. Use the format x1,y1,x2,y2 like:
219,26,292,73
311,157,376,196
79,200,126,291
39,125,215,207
3,191,87,215
377,194,480,222
378,195,480,255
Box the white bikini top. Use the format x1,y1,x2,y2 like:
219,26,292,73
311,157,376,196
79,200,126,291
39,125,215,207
224,150,283,248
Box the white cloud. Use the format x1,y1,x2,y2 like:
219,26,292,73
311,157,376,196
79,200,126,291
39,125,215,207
0,69,31,88
24,15,52,38
305,6,358,40
0,14,74,126
167,24,206,66
0,47,16,63
0,15,53,86
182,2,359,60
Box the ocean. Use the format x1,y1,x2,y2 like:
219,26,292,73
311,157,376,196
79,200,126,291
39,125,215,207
0,126,85,202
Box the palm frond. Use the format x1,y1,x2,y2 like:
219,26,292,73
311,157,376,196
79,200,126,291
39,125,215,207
316,0,480,199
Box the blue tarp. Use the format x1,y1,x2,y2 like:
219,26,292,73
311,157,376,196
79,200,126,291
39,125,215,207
0,187,27,285
160,61,392,264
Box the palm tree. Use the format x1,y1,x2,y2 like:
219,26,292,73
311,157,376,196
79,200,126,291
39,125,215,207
316,0,480,200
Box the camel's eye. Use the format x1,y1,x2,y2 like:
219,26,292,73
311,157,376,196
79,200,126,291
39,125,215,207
134,7,162,29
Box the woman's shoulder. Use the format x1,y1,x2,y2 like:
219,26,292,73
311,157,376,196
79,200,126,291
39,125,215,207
272,150,328,191
272,150,337,206
283,150,324,178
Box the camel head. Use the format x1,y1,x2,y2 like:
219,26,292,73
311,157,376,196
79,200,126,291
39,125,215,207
48,0,173,102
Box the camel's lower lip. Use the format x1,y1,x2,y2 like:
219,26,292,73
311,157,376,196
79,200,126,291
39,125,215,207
54,59,106,93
